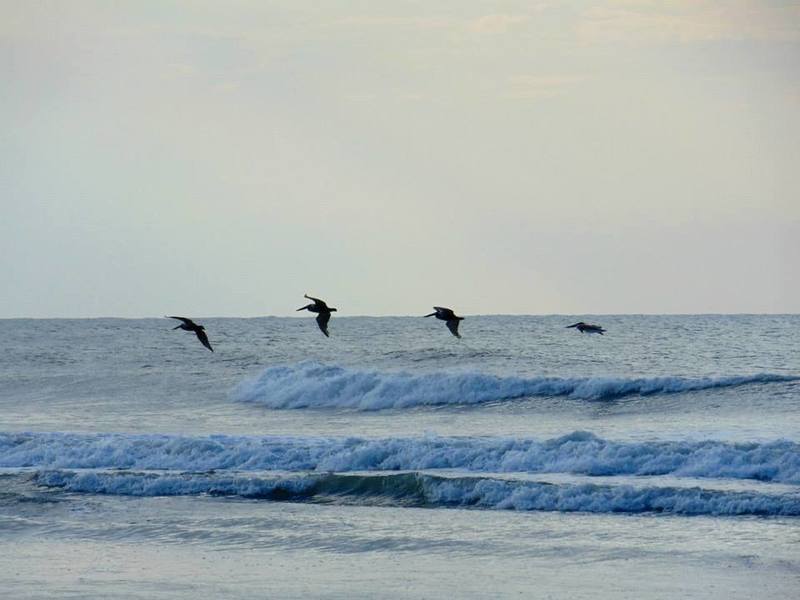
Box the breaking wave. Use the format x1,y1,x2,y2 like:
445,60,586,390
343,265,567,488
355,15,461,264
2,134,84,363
35,470,800,516
3,431,798,484
231,363,798,410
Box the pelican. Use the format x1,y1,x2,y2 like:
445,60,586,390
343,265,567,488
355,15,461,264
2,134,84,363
424,306,464,338
297,294,337,337
566,321,606,335
166,316,214,351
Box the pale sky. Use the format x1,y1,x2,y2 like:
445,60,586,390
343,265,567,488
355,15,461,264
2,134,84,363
1,1,798,317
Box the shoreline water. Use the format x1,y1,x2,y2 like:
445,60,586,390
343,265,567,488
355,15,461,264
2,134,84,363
1,315,798,598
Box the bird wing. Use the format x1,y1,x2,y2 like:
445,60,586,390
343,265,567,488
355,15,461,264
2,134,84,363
305,294,328,309
316,312,331,337
446,319,461,338
167,316,195,326
195,328,214,351
433,307,455,319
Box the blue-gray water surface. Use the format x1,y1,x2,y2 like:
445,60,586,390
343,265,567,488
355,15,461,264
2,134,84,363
1,315,799,598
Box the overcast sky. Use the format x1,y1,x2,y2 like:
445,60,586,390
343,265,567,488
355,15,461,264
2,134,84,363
1,1,798,317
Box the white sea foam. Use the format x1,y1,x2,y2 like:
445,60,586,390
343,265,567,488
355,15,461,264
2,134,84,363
35,470,800,516
231,362,799,409
4,431,798,484
36,470,315,499
421,476,800,516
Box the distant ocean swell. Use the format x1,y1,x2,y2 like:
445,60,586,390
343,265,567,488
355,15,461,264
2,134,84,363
34,470,800,516
231,363,799,409
4,431,799,484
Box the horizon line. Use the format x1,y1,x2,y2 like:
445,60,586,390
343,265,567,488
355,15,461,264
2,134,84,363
1,312,799,320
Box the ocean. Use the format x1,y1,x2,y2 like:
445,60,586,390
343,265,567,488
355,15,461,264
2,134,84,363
1,315,798,598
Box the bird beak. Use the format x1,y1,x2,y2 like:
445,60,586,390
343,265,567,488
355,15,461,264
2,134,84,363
424,312,436,318
566,323,578,328
172,325,182,330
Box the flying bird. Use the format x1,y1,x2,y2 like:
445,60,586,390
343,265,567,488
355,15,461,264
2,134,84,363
166,316,214,351
424,306,464,338
566,321,606,335
297,294,337,337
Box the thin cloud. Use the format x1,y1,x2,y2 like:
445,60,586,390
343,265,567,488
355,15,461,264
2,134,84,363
504,75,584,100
330,15,450,30
464,14,530,34
577,1,800,44
331,13,533,35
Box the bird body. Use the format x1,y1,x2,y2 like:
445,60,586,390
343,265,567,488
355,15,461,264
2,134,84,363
297,294,337,337
425,306,464,338
166,316,214,351
566,321,606,335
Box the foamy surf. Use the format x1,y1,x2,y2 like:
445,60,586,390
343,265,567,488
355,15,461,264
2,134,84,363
4,431,798,484
231,362,799,410
33,470,800,516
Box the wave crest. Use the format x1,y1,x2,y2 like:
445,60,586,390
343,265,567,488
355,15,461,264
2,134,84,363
4,431,798,484
231,362,798,409
36,470,800,516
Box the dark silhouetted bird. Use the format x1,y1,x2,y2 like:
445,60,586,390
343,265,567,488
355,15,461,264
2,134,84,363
425,306,464,338
566,321,606,335
297,294,337,337
166,316,214,351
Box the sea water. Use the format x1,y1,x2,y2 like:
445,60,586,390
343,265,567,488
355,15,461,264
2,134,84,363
1,315,798,598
